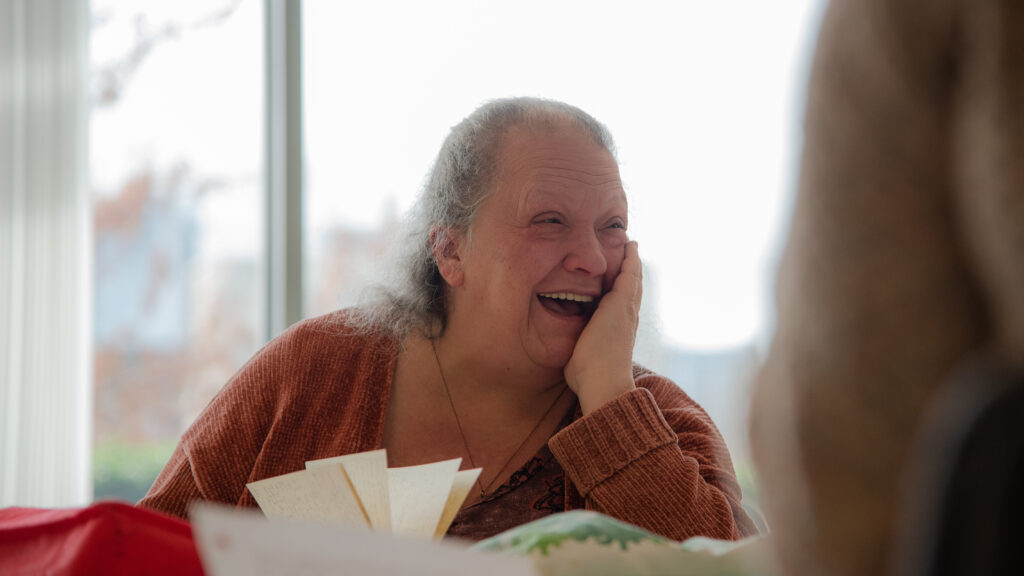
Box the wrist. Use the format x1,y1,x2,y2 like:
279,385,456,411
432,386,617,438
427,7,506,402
574,372,636,415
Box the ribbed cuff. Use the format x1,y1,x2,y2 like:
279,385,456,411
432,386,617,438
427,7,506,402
549,387,676,496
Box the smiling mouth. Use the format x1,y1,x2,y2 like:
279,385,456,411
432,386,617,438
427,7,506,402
537,292,598,317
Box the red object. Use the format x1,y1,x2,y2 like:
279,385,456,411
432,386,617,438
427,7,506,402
0,501,204,576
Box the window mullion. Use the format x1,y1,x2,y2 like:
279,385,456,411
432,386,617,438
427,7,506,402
264,0,304,340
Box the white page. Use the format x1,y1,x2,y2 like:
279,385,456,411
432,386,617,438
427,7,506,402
246,466,366,527
387,458,461,538
307,449,390,531
191,503,537,576
435,468,482,539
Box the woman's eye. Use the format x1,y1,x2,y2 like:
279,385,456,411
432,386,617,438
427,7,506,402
535,216,563,225
608,221,626,230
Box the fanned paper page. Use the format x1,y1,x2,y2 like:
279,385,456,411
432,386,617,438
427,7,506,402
246,465,366,527
306,449,389,531
245,450,480,540
435,468,482,539
387,458,461,538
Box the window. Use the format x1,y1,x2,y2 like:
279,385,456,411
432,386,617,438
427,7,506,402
90,0,265,501
85,0,825,505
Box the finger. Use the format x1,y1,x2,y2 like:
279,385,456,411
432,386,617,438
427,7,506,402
614,241,643,302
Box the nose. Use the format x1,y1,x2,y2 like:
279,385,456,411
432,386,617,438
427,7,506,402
562,228,608,276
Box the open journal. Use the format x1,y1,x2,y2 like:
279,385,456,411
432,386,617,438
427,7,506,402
244,449,481,540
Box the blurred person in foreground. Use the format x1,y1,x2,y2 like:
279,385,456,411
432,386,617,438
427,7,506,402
751,0,1024,574
139,97,757,541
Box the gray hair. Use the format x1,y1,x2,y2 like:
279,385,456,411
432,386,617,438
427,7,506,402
359,97,616,338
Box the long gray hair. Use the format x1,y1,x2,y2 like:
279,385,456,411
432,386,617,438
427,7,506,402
359,97,616,338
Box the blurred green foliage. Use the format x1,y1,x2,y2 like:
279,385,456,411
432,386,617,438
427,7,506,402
733,458,769,534
93,440,176,504
734,458,760,504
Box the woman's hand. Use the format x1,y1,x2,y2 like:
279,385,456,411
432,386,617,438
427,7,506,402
565,241,642,414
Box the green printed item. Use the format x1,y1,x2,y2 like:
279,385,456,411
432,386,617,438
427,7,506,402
472,510,770,576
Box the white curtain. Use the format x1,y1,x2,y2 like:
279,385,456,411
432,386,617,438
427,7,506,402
0,0,91,506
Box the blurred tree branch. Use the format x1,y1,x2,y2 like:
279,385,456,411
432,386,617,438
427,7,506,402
91,0,244,108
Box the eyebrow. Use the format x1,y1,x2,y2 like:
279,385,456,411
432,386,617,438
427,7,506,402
520,187,628,216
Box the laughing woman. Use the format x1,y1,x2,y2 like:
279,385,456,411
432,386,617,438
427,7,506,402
138,97,757,541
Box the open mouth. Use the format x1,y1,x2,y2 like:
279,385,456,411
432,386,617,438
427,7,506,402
537,292,599,318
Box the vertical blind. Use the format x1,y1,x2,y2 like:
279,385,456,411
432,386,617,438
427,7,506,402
0,0,91,506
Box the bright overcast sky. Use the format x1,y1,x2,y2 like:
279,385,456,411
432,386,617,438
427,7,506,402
303,0,826,350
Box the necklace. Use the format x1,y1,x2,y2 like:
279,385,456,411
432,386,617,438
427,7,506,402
431,340,568,500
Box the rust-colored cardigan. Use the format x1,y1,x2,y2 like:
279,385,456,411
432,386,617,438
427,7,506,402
139,309,756,541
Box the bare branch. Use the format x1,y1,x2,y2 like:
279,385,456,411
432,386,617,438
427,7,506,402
91,0,245,108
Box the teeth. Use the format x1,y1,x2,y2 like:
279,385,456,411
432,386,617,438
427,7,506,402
538,292,595,303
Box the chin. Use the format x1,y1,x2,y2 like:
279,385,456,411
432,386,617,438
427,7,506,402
528,341,578,372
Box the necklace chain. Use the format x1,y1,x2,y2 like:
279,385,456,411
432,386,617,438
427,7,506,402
431,340,567,500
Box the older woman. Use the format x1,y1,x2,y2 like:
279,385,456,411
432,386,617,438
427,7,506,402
139,97,756,541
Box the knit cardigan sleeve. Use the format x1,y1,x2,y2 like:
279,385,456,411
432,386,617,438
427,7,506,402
548,366,757,541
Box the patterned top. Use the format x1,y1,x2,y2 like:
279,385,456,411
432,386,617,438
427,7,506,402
447,409,574,541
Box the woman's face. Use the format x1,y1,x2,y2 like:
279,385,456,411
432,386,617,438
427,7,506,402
449,124,628,371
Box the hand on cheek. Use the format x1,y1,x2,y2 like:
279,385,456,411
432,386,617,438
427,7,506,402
564,241,642,415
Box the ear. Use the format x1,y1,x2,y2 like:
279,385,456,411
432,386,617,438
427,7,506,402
430,226,466,287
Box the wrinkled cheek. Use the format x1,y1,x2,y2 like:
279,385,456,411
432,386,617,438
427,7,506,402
604,248,626,289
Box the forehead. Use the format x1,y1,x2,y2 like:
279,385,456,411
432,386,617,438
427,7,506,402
489,124,626,210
